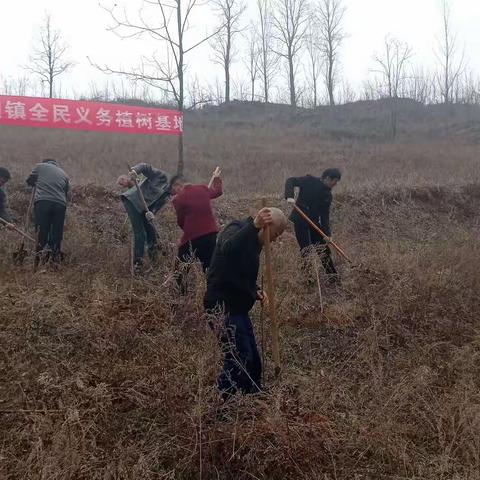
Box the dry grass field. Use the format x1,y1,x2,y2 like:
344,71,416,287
1,100,480,479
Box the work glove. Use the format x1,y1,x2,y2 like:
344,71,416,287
145,211,154,222
286,198,295,205
128,170,138,181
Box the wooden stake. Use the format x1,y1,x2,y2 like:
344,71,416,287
292,203,353,263
262,199,281,378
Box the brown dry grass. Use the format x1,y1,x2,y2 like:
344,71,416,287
1,102,480,479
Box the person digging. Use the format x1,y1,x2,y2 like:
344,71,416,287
170,166,223,293
26,159,69,270
204,207,287,402
117,163,170,275
284,168,342,285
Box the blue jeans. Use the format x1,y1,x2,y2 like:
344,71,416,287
218,313,262,398
122,197,158,265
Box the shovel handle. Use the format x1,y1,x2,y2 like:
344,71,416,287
0,217,36,243
127,164,150,214
208,166,221,189
292,204,352,263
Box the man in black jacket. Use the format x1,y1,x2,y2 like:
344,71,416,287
205,207,287,400
117,163,169,273
26,159,69,266
0,167,12,224
284,168,341,279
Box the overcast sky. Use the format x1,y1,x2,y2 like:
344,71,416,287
1,0,479,102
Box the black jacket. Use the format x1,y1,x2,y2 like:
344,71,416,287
121,163,169,214
0,186,11,222
284,175,332,236
204,217,261,315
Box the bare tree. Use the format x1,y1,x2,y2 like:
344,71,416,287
272,0,309,106
256,0,278,103
26,14,74,98
211,0,246,103
371,36,412,140
435,0,464,104
244,25,261,101
316,0,345,106
405,66,434,104
96,1,221,173
372,36,412,98
304,16,323,107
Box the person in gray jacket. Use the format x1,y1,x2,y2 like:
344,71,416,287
26,159,69,265
117,163,170,273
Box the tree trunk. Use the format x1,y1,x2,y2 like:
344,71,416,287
225,62,230,103
176,0,185,174
327,60,335,106
225,28,231,103
288,53,296,107
263,67,268,103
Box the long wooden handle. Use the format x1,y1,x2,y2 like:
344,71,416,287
293,203,352,263
262,199,281,378
208,166,220,189
0,217,36,243
127,165,150,213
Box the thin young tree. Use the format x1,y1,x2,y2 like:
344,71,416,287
97,1,221,173
272,0,309,107
256,0,278,103
26,14,74,98
372,36,412,140
435,0,465,104
304,16,323,107
372,36,412,99
244,24,261,101
211,0,246,103
316,0,345,106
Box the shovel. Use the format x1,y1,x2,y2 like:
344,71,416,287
292,203,352,263
13,187,35,265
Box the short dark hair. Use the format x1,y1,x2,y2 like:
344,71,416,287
0,167,11,181
169,174,185,190
321,168,341,181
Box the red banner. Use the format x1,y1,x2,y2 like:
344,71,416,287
0,95,183,136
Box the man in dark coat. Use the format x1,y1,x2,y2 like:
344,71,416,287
117,163,169,273
284,168,341,280
26,159,69,266
204,207,287,400
0,167,12,224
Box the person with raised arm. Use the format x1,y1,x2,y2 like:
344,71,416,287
170,167,223,291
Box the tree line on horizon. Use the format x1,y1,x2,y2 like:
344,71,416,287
1,0,478,170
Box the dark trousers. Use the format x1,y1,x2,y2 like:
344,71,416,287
177,232,217,271
34,200,66,257
218,313,262,399
176,232,217,292
293,218,337,275
122,198,158,265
